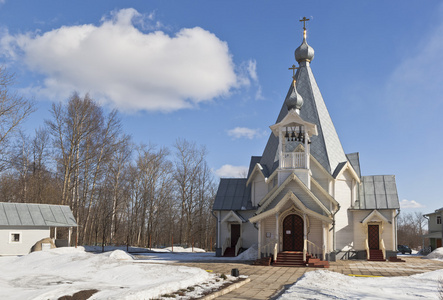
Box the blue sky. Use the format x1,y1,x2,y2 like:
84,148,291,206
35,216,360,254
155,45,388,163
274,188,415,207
0,1,442,213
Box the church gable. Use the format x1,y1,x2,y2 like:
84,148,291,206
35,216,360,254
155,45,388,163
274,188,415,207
256,173,331,217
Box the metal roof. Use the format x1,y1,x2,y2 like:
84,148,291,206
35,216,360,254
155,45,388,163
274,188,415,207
355,175,400,210
213,178,253,211
260,60,347,175
346,152,361,178
0,202,77,227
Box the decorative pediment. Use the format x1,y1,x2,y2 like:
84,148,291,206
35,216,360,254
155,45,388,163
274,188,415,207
221,211,244,224
256,172,331,216
361,210,391,224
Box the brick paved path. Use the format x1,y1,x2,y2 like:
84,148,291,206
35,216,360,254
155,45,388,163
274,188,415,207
175,257,443,300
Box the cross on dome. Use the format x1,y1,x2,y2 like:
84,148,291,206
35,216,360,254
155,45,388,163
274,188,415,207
299,17,310,30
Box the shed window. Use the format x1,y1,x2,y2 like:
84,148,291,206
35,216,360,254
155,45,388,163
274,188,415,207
437,216,442,225
10,233,21,243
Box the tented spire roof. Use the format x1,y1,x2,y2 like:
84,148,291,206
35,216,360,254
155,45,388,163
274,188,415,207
260,29,347,175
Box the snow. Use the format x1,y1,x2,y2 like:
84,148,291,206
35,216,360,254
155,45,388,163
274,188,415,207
236,244,258,260
2,245,443,299
0,247,219,300
277,269,443,299
423,247,443,261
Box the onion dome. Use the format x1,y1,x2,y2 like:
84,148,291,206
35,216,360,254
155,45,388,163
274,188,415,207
285,80,303,111
294,30,314,63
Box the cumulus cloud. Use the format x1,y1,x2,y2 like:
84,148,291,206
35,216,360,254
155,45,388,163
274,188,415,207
227,127,263,139
400,199,425,209
0,8,255,112
215,164,248,178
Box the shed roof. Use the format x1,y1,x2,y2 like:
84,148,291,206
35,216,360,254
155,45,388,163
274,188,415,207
212,178,253,211
0,202,77,227
355,175,400,210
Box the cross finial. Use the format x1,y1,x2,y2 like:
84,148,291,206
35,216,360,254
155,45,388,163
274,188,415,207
299,17,310,30
288,64,299,78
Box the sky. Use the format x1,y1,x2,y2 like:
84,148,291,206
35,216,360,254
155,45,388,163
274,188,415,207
0,1,442,213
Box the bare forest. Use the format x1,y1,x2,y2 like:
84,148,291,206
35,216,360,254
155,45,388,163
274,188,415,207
0,68,217,249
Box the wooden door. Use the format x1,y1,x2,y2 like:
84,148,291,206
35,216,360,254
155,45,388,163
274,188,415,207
368,225,379,250
231,224,240,248
437,239,442,248
283,214,304,251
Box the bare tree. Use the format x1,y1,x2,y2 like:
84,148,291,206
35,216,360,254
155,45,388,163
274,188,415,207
0,67,35,165
173,138,207,246
398,211,428,249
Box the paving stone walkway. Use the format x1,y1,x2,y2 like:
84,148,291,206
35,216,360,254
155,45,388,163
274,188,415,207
176,257,443,300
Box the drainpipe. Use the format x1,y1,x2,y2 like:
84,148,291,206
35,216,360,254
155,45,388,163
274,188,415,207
211,210,220,254
394,209,400,251
423,214,429,251
329,203,340,261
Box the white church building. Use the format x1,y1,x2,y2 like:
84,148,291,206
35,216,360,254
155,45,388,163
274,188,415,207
213,19,400,264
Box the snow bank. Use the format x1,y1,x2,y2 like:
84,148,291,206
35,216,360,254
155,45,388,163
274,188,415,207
107,249,134,260
277,269,443,300
424,247,443,261
235,244,257,260
0,246,211,299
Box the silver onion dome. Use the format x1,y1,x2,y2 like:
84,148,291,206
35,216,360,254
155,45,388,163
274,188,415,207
285,80,303,111
294,31,314,63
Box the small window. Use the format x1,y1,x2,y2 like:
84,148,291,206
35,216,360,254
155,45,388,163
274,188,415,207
437,216,442,225
10,233,21,243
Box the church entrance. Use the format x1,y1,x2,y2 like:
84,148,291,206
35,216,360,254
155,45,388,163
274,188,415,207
230,224,240,248
283,214,304,251
368,225,379,250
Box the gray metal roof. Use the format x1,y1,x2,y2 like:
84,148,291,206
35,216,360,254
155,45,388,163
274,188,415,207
0,202,77,227
355,175,400,210
346,152,361,178
247,156,263,178
260,60,347,175
213,178,253,211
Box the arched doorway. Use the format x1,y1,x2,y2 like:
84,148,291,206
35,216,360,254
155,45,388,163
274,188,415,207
283,214,304,251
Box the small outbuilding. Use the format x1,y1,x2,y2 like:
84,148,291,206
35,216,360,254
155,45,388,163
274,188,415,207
0,202,77,255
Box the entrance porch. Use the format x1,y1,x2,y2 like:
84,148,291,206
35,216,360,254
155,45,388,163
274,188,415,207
251,204,332,267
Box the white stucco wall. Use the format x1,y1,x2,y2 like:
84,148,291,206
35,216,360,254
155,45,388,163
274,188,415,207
334,170,354,251
0,226,50,255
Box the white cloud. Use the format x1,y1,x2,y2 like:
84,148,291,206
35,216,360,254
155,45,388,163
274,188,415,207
400,199,425,209
227,127,263,139
236,59,263,100
0,8,255,112
215,164,248,178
